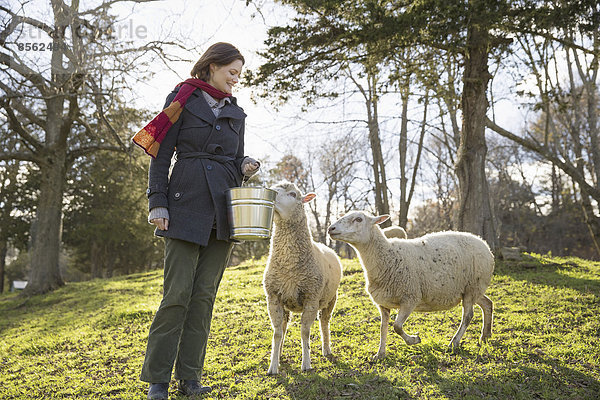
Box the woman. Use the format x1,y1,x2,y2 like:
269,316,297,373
132,42,259,400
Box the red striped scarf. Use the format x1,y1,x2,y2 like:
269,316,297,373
132,78,231,158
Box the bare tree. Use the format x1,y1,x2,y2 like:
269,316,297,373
345,65,390,221
488,28,600,257
313,134,360,244
0,0,184,294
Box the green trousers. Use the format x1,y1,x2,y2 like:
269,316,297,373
140,231,233,383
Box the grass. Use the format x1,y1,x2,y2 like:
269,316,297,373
1,253,599,399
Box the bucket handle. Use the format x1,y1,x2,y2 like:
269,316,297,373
241,167,260,187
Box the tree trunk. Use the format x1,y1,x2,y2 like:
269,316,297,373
366,73,390,224
398,83,410,227
90,241,102,279
399,91,428,228
347,67,390,222
307,201,324,243
322,185,334,246
24,153,66,295
105,248,115,278
455,15,497,248
0,240,6,294
579,192,600,258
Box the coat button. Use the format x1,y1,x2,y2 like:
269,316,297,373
206,165,213,170
215,125,221,131
174,192,181,198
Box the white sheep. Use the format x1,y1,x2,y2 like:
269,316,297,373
264,182,343,374
328,211,494,358
383,225,408,239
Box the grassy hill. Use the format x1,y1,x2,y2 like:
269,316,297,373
1,254,599,399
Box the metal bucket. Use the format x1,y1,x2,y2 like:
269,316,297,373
226,186,277,240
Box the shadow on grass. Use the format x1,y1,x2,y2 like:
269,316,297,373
372,344,598,400
416,353,600,400
273,358,410,400
164,341,600,400
268,345,474,399
494,259,600,297
0,271,161,337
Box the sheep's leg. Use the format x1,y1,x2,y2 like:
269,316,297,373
374,305,391,360
267,296,286,375
280,310,290,357
319,296,336,359
392,303,420,345
476,295,493,341
300,303,319,372
450,299,474,348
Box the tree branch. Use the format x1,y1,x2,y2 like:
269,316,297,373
77,0,161,17
74,116,97,139
0,80,47,129
514,27,599,56
0,6,55,45
90,40,186,58
0,151,40,163
485,117,600,202
87,79,127,151
1,100,43,153
0,53,49,96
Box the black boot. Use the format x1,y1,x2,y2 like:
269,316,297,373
177,380,212,395
147,382,169,400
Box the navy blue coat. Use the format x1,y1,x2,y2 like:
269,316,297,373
147,88,247,246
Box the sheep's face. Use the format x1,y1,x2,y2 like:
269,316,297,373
328,211,389,244
271,182,315,221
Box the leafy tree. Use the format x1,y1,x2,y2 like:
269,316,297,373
313,134,361,244
409,199,457,237
0,157,36,293
248,0,598,249
268,154,308,190
62,145,162,278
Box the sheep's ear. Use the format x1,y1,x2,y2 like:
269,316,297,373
302,193,317,203
373,214,390,225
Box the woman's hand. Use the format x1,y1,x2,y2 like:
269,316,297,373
150,218,169,231
242,157,260,177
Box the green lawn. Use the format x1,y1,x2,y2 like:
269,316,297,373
1,254,599,399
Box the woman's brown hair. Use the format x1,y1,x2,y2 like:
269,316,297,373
190,42,245,81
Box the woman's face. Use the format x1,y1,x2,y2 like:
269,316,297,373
207,59,243,94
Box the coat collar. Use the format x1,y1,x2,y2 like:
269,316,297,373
184,89,246,123
184,91,216,124
218,99,247,120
